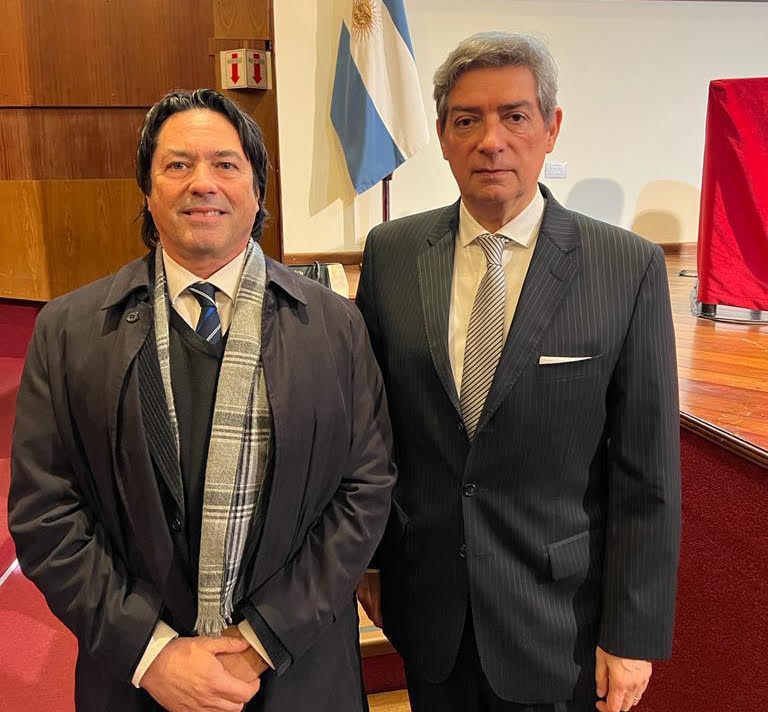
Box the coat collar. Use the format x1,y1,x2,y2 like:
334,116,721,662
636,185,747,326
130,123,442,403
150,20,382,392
425,185,577,251
98,249,308,312
100,254,152,310
266,257,308,305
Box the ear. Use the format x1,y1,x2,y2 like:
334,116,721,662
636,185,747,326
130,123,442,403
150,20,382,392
436,117,448,160
545,107,563,154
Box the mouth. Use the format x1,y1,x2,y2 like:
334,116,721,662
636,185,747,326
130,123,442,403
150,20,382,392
474,169,512,175
182,208,227,217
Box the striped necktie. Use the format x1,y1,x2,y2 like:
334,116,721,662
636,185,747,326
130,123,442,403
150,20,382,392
188,282,222,344
460,233,510,438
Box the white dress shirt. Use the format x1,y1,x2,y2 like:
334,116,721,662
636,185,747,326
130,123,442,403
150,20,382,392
163,248,247,334
132,246,273,687
449,190,546,393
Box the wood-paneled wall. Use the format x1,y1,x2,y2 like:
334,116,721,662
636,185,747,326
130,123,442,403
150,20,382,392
0,0,282,302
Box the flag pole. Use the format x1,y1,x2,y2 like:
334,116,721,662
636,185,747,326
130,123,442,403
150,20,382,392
382,173,392,222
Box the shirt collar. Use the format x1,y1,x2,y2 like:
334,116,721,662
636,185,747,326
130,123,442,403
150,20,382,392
458,188,546,248
162,248,247,303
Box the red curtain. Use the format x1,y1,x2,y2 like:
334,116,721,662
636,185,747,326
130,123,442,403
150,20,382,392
697,78,768,310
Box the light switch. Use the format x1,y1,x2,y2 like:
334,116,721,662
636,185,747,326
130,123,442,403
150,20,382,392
545,162,568,179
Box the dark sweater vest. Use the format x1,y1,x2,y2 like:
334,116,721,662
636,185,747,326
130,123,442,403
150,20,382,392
168,308,225,579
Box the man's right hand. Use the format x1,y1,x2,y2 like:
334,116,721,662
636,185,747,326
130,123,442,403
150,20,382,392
140,636,262,712
356,570,383,628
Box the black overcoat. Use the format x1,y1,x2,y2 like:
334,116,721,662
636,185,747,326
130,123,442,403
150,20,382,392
10,254,396,711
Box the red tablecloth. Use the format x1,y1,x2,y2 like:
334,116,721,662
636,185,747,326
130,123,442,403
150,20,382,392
697,77,768,310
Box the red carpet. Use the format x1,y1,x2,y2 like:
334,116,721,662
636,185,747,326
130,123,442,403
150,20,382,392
641,429,768,712
0,358,25,459
0,458,14,572
362,652,407,694
0,300,39,359
0,568,77,711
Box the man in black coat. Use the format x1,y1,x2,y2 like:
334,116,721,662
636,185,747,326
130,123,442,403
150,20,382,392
356,32,680,712
10,89,395,712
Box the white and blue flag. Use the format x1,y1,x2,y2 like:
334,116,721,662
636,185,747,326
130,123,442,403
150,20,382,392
331,0,429,194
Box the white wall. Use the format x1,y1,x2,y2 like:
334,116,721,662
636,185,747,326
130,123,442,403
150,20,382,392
274,0,768,253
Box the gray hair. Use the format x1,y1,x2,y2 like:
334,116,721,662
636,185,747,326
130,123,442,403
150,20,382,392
433,32,558,130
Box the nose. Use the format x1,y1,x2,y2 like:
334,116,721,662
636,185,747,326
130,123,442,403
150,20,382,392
188,163,218,195
477,118,505,155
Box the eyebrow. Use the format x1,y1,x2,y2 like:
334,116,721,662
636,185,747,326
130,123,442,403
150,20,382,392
449,100,534,114
160,149,244,160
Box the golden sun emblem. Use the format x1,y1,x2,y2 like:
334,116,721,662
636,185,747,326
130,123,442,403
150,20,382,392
351,0,381,41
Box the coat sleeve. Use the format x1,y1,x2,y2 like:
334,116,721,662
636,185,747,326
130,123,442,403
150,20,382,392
239,303,396,670
598,245,681,660
8,308,163,681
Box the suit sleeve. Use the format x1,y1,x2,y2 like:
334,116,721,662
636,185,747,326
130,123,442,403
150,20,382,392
8,309,162,681
354,229,406,570
239,303,396,671
355,226,383,361
598,245,681,660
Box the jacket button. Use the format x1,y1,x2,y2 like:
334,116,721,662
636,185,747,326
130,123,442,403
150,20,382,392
463,483,477,497
459,544,467,558
170,517,182,532
126,310,140,323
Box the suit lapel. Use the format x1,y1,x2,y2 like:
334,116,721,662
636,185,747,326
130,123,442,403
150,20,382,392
417,202,461,415
476,189,581,434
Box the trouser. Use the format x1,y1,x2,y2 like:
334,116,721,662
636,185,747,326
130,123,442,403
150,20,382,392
404,609,590,712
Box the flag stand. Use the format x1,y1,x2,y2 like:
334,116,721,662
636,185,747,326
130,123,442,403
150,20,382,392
382,173,392,222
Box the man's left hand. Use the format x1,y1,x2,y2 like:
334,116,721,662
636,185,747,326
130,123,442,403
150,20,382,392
217,626,269,683
595,646,652,712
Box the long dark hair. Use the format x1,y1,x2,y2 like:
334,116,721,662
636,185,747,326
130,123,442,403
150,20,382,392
135,89,270,248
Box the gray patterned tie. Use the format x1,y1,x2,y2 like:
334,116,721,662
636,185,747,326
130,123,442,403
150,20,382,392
460,233,509,438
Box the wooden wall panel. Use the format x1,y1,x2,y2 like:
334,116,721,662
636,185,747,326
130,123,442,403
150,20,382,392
0,108,146,180
0,0,30,104
0,0,283,300
214,0,270,39
1,180,146,301
1,0,214,106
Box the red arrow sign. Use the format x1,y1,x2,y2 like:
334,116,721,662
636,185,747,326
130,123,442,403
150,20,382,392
230,54,239,83
253,54,261,84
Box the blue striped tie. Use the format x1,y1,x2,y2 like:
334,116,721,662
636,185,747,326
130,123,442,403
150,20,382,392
188,282,222,344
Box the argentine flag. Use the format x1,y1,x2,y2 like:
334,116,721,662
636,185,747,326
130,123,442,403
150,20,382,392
331,0,429,194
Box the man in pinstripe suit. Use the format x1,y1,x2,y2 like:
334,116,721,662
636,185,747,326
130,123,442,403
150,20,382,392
356,32,680,712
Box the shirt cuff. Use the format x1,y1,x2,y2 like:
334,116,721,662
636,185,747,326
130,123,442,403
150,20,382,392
132,620,179,688
238,620,275,669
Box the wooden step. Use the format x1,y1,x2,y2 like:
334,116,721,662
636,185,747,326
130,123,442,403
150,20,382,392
368,689,411,712
358,602,395,657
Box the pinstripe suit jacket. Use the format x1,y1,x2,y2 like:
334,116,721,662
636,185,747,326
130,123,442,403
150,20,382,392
356,185,681,704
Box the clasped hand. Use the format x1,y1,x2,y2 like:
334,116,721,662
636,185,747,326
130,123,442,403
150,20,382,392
141,627,268,712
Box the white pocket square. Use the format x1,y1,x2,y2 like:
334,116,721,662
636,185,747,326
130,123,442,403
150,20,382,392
538,355,593,365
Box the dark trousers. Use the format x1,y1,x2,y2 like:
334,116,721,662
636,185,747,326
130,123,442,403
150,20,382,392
405,609,586,712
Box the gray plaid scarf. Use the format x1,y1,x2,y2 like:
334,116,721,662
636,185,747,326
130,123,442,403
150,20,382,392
153,240,271,635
